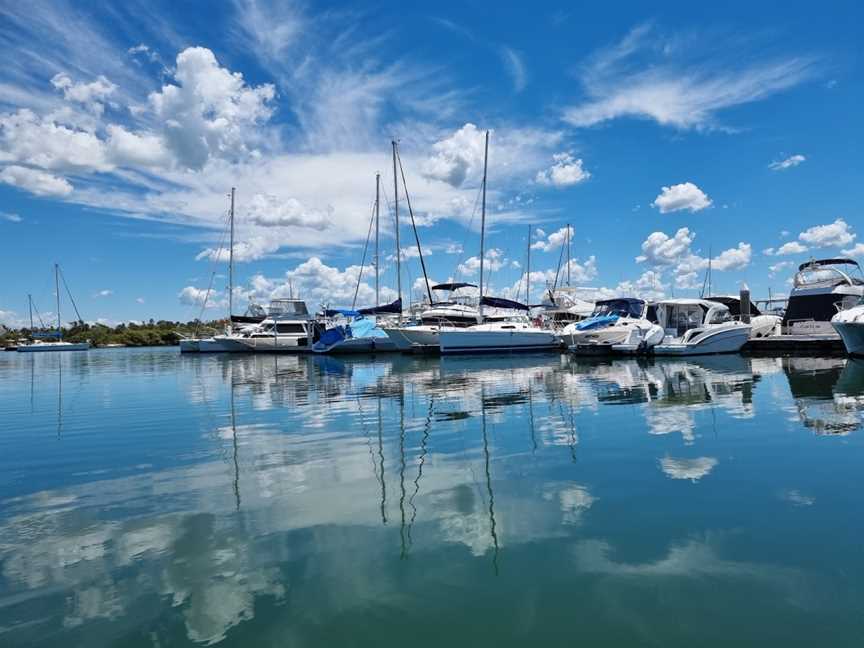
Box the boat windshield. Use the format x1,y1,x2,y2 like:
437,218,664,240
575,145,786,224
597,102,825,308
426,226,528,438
592,299,644,319
661,303,707,336
795,266,861,288
269,300,309,317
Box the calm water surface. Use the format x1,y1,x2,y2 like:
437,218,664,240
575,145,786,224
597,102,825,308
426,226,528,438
1,348,863,646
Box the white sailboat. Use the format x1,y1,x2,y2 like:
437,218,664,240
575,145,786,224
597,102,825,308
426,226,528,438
438,130,560,355
18,265,90,352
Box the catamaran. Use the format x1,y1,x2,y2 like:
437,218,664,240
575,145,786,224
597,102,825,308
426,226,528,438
18,264,90,352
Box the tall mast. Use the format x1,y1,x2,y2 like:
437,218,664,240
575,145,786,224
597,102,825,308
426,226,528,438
525,225,531,305
54,263,61,339
228,187,235,325
375,172,380,307
392,141,402,322
479,130,489,319
28,294,33,330
566,223,571,286
708,245,712,296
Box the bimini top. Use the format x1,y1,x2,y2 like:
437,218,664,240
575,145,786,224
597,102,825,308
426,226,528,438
431,282,477,291
480,295,529,311
798,258,860,272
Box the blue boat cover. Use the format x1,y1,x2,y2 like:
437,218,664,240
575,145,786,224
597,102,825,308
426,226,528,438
323,308,361,317
313,326,347,351
349,318,389,338
480,296,529,311
576,314,619,330
32,331,62,339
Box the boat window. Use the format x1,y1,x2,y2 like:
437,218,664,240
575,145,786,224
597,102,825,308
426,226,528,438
269,300,309,316
276,323,306,334
795,267,850,288
662,304,705,336
708,308,731,324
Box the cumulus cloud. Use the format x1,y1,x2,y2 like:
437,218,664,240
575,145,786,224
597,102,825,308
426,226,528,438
764,241,808,256
246,194,332,230
563,24,816,130
196,236,282,264
768,261,793,278
531,226,574,252
710,242,751,271
421,123,489,187
769,154,805,171
51,73,116,114
457,248,505,277
148,47,276,170
178,286,224,308
535,153,590,187
652,182,712,213
0,165,73,196
93,289,113,298
636,227,696,265
841,243,864,257
798,218,855,248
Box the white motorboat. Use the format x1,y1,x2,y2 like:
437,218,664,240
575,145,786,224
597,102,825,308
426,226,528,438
438,315,561,354
706,295,782,338
832,302,864,356
646,299,751,356
564,298,657,353
780,258,864,336
235,300,318,353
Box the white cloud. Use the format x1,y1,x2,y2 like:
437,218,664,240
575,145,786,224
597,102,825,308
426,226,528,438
563,24,816,130
660,456,718,482
149,47,276,170
196,236,282,264
245,194,332,230
798,218,855,248
457,248,504,277
841,243,864,257
710,242,751,271
764,241,808,256
135,297,146,304
531,226,574,252
636,227,695,265
0,165,73,196
769,154,805,171
105,125,171,168
51,73,116,114
652,182,712,213
1,211,22,222
535,153,590,187
178,286,224,308
93,289,113,298
768,261,793,278
499,47,527,93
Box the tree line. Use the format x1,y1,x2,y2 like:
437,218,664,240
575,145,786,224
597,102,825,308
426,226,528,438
1,319,228,348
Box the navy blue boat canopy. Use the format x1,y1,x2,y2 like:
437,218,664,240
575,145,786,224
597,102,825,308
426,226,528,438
357,298,402,316
431,282,477,291
480,296,529,311
798,258,860,271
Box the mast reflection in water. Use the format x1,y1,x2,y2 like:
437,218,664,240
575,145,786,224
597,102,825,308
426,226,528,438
1,349,864,646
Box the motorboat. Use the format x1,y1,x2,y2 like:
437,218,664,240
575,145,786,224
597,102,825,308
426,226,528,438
563,298,658,353
832,301,864,356
234,299,320,353
383,283,483,353
647,299,751,356
438,314,562,354
780,258,864,336
539,286,595,327
706,295,782,338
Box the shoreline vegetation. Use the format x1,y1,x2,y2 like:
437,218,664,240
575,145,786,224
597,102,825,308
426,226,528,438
1,320,228,348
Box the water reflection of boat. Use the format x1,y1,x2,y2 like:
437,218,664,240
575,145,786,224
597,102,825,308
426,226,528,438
784,357,864,435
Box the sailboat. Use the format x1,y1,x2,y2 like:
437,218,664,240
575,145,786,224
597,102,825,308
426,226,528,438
18,264,90,352
180,188,249,353
438,131,561,354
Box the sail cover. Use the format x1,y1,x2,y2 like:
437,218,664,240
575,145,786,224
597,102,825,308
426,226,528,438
480,296,529,311
431,283,477,292
357,298,402,316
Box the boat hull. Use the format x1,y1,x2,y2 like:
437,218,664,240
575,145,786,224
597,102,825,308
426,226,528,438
17,342,90,352
313,336,398,354
238,335,311,353
833,321,864,356
380,327,416,352
179,337,246,353
653,327,751,356
439,329,561,354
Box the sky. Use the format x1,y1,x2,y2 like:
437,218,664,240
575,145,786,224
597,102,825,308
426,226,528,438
0,0,862,326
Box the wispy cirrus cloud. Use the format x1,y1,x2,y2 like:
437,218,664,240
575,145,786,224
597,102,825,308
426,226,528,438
563,23,818,131
499,47,527,93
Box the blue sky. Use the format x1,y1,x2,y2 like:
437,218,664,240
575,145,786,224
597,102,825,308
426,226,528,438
0,0,862,326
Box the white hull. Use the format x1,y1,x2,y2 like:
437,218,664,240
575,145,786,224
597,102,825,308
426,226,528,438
381,327,416,352
238,335,311,353
439,327,561,354
179,336,246,353
17,341,90,352
654,326,751,356
834,322,864,356
313,336,398,354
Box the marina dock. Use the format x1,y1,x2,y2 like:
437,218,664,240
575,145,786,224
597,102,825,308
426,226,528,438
743,334,846,356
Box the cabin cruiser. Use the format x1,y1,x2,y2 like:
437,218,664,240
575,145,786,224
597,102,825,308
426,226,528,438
612,299,750,356
832,300,864,356
781,258,864,336
645,299,751,356
235,299,320,352
539,286,595,327
438,313,561,354
706,295,782,338
563,298,659,353
382,283,484,352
